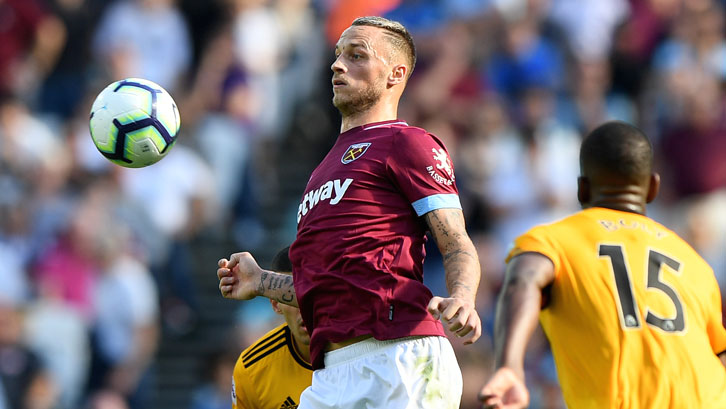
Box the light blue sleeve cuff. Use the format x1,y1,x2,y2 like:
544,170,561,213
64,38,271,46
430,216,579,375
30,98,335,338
412,194,462,216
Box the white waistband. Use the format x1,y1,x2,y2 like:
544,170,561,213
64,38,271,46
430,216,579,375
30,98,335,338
323,335,436,367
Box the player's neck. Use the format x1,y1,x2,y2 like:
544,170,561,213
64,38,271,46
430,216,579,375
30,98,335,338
587,185,649,215
587,197,647,215
292,336,311,363
339,100,398,133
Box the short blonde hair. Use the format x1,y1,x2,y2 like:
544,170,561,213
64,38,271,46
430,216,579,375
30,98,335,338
352,16,416,77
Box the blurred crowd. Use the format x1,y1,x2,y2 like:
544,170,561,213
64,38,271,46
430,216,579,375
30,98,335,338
1,0,726,408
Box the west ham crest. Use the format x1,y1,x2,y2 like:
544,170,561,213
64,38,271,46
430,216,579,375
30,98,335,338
341,142,371,164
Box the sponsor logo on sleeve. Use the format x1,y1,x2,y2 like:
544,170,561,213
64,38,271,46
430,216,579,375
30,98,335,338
427,148,454,186
341,143,371,164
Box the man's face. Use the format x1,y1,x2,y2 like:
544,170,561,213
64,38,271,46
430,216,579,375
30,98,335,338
273,300,310,345
331,25,391,116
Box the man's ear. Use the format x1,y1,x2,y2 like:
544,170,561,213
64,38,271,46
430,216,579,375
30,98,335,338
646,172,660,204
388,64,407,87
270,300,283,315
577,176,590,206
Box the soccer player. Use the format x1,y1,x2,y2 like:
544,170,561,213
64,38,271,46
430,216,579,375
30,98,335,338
479,121,726,409
231,246,311,409
218,16,482,408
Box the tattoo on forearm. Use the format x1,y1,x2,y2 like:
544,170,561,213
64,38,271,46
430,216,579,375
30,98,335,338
425,209,480,299
268,276,284,290
427,210,468,246
279,275,294,303
258,272,268,295
426,211,449,242
264,273,296,306
443,249,476,263
449,279,473,294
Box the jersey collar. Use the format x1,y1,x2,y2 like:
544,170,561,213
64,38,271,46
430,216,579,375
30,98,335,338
340,119,409,137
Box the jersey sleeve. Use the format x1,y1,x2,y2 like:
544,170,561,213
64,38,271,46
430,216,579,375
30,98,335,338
706,279,726,355
386,127,461,216
232,356,255,409
505,225,562,278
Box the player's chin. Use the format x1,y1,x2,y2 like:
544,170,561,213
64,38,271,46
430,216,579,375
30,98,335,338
332,90,356,105
332,93,346,107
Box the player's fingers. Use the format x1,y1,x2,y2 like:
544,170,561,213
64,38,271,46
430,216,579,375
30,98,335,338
427,296,444,318
479,393,498,402
446,309,468,333
452,318,471,337
460,311,481,343
220,285,233,297
479,391,502,409
481,368,528,408
218,258,229,268
479,372,512,398
226,253,243,269
480,400,501,409
479,390,503,406
219,277,229,295
462,319,482,344
219,276,237,286
441,300,465,321
452,318,477,340
216,267,231,280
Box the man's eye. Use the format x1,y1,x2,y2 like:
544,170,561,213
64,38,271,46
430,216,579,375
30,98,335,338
352,54,362,60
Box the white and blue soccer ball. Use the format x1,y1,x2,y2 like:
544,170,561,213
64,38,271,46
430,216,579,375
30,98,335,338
89,78,181,168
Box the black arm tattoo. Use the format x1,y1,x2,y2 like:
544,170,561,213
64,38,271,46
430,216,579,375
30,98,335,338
258,272,268,295
269,275,285,290
277,275,295,303
443,248,476,263
425,208,481,300
258,271,298,307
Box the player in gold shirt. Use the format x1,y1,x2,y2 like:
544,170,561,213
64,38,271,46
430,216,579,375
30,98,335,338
232,246,312,409
480,121,726,408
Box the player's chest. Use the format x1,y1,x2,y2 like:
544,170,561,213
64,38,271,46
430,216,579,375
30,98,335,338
305,139,396,197
255,362,312,409
312,139,387,180
296,141,396,224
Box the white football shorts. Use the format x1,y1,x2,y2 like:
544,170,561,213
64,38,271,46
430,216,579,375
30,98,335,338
298,335,463,409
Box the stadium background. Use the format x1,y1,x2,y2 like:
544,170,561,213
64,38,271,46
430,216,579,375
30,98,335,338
1,0,726,408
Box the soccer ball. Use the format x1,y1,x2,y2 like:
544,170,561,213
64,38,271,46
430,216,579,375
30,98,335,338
89,78,180,168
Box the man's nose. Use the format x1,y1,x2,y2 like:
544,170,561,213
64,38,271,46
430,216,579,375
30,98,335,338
331,55,346,73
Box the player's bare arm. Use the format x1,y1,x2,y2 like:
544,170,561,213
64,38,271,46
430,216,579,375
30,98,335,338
217,252,298,307
424,208,482,344
479,252,555,409
719,351,726,368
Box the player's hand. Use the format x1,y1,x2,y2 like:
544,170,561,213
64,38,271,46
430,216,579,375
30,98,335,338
217,252,262,300
479,367,529,409
427,296,482,344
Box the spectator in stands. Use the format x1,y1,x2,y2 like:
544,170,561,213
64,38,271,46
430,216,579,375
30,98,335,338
0,0,65,97
88,219,159,409
92,0,191,93
0,300,57,409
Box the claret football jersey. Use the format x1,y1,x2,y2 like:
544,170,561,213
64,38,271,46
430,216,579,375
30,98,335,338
289,119,461,369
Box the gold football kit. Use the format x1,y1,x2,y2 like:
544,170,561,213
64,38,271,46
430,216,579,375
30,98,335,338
509,207,726,408
233,324,312,409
